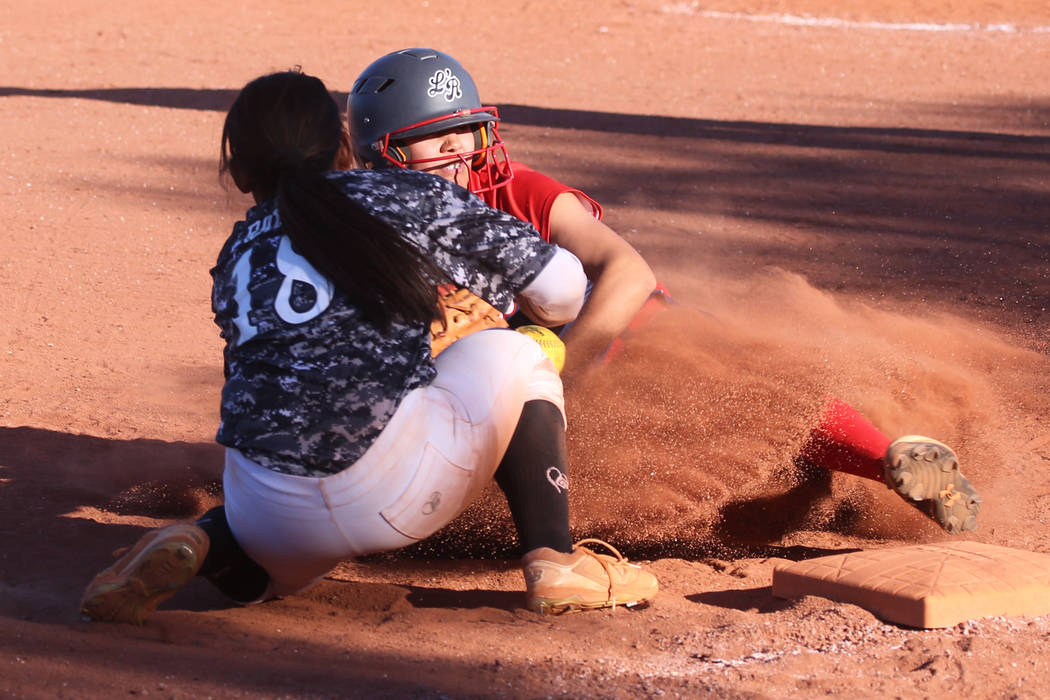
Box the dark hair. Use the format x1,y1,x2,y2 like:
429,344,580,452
220,69,445,330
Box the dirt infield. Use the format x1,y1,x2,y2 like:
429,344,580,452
3,1,1050,697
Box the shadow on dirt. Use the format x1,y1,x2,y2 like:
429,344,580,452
688,586,792,614
4,85,1048,146
1,424,876,579
5,86,1047,330
0,426,222,595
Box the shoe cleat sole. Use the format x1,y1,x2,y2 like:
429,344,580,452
884,436,981,534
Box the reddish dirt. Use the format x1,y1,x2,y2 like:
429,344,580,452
3,1,1050,697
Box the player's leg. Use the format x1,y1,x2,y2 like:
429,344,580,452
512,270,979,534
195,506,270,602
494,399,573,555
798,396,981,533
491,397,659,615
79,504,273,625
796,396,891,482
220,436,447,598
434,329,658,614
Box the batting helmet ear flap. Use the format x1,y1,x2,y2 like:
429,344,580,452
369,139,407,166
388,142,408,164
471,121,495,167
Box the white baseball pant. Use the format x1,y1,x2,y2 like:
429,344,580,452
222,328,563,597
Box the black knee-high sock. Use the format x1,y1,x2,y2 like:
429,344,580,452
195,505,271,603
494,400,574,555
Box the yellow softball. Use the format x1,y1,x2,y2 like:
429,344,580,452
516,325,566,373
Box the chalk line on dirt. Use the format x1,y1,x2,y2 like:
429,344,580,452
661,4,1050,34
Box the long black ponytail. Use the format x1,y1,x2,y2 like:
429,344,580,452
220,70,446,330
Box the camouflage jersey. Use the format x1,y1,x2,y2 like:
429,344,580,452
211,169,556,477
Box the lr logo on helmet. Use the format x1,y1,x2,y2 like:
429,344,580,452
427,68,462,102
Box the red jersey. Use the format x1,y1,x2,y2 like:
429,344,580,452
471,160,601,242
470,158,673,342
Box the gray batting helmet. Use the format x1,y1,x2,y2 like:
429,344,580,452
347,48,512,191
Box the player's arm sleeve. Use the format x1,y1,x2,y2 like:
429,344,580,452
502,164,602,242
515,246,586,326
414,181,566,310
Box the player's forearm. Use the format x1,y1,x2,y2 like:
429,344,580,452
559,258,656,376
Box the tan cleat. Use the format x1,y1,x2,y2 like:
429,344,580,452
884,435,981,534
522,538,658,615
80,523,209,625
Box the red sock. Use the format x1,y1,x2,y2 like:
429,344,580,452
798,396,892,483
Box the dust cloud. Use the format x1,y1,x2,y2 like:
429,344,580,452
392,268,1050,561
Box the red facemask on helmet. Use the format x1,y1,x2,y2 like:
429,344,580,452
378,108,514,196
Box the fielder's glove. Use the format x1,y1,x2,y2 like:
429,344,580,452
430,285,508,357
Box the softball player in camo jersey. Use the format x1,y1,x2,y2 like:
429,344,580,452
344,49,982,535
79,70,658,624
